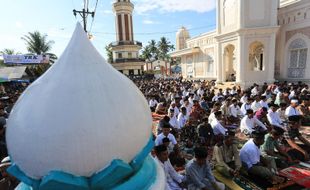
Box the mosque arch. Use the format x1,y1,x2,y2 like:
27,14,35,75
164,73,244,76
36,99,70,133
285,34,309,78
249,41,264,71
223,44,236,81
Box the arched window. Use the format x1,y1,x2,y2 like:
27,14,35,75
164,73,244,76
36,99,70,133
206,55,214,73
288,38,308,78
249,42,264,71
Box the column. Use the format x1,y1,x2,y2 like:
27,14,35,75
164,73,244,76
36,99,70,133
268,33,276,82
216,43,223,82
237,35,245,84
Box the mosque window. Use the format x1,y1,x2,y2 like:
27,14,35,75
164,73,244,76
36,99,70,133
249,42,264,71
128,52,132,58
118,53,123,59
288,38,308,78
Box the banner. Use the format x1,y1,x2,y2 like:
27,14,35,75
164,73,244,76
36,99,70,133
3,54,49,64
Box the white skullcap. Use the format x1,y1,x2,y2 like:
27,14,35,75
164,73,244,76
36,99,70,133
291,99,298,103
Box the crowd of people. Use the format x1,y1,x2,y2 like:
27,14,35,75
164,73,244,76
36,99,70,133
133,78,310,190
0,77,309,189
0,82,28,189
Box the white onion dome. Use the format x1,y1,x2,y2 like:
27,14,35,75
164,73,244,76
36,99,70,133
6,23,152,179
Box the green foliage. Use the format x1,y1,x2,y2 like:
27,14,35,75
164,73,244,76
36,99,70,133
105,45,113,63
140,37,174,63
0,48,21,55
21,31,54,55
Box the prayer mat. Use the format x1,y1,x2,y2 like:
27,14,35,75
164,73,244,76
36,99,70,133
279,166,310,188
213,170,243,190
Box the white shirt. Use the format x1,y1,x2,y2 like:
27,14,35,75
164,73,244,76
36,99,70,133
267,110,283,128
177,112,188,128
240,139,261,169
155,133,178,146
208,112,216,124
149,99,158,107
229,104,242,117
259,100,269,109
251,101,262,112
240,95,248,104
241,103,252,115
251,87,259,96
182,104,193,117
168,106,180,118
211,118,227,136
212,95,223,102
285,106,300,117
240,115,266,134
156,158,184,190
169,115,180,130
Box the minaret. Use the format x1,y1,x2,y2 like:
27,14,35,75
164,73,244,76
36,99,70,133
110,0,144,76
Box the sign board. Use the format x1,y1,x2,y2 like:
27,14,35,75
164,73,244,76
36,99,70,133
3,54,49,64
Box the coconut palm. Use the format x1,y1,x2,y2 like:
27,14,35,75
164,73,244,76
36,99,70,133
0,48,21,55
22,31,54,54
157,37,174,61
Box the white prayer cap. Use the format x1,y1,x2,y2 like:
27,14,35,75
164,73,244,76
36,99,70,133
291,99,299,104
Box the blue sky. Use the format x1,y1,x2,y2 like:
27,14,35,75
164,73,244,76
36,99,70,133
0,0,216,59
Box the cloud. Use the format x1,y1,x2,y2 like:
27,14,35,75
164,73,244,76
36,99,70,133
47,28,71,39
103,10,113,14
142,19,160,25
133,0,215,14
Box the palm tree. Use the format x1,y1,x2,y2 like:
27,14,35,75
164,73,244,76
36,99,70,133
149,39,159,60
140,46,152,62
157,37,174,61
0,48,21,55
21,31,57,77
22,31,54,55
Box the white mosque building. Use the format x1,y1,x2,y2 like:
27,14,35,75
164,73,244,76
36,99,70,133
170,0,310,86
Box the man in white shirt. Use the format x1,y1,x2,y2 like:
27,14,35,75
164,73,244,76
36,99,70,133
241,98,253,115
267,104,284,129
155,145,186,190
168,102,180,118
240,109,267,135
211,111,227,136
177,107,188,129
149,97,158,112
228,99,242,122
259,95,269,110
182,98,193,117
251,95,262,113
285,99,300,117
155,124,178,147
240,131,284,185
169,109,180,131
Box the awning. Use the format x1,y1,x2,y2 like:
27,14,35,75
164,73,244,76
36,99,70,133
0,66,27,82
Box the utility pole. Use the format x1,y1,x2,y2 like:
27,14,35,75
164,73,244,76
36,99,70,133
73,9,95,32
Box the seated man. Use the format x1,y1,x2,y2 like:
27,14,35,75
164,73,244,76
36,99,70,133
267,104,284,129
297,98,310,126
261,127,292,169
240,109,267,135
155,102,167,115
155,123,178,148
213,131,241,178
228,98,242,124
210,111,227,137
240,131,285,185
154,145,186,190
282,115,310,161
186,147,225,190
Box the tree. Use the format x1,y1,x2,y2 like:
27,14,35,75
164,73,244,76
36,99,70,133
22,31,54,55
105,45,113,63
21,31,57,77
140,46,152,61
157,37,174,61
0,48,21,55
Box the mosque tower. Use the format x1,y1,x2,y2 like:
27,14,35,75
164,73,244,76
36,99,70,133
110,0,144,76
176,27,190,50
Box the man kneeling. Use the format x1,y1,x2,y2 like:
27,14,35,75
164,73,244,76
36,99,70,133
186,147,225,190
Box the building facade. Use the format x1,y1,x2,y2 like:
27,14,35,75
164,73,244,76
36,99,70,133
110,0,144,75
170,0,310,86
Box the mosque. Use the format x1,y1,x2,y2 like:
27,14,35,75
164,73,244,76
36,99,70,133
170,0,310,86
